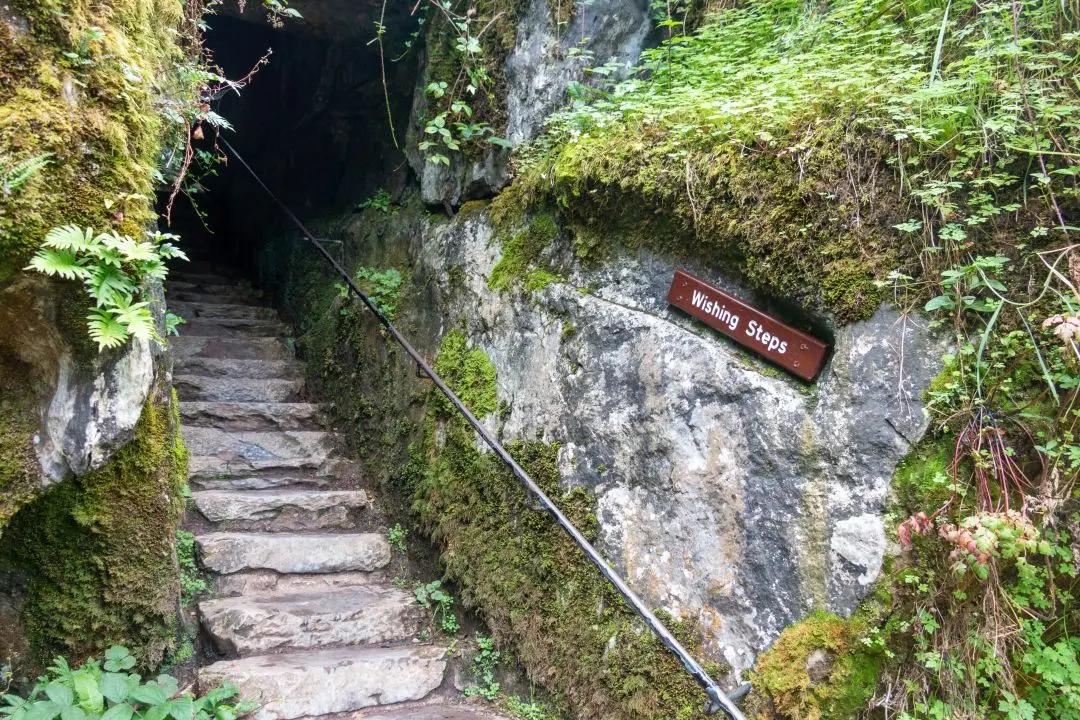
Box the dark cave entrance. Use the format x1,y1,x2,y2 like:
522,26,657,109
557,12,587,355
167,5,419,279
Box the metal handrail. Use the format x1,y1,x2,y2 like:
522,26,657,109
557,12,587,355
219,137,748,720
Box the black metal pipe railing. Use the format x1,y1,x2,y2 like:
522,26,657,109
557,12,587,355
218,138,748,720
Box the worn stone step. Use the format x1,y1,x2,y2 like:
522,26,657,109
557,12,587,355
173,357,302,380
180,402,325,431
188,453,353,480
175,376,306,403
167,280,262,296
183,427,338,478
359,704,516,720
170,302,279,321
168,273,238,285
198,646,447,720
197,532,391,575
192,489,369,531
181,318,288,338
168,290,264,305
182,426,332,462
190,475,330,492
213,570,389,598
173,336,293,361
199,585,425,655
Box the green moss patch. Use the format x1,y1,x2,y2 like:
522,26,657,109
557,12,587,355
487,212,564,293
0,0,185,280
751,611,881,720
503,115,895,323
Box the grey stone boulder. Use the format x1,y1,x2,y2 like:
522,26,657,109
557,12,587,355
198,646,447,720
199,585,425,654
359,704,516,720
196,532,391,574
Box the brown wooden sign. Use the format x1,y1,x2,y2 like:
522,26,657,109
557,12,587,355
666,269,829,382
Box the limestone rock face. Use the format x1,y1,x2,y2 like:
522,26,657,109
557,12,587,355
505,0,655,145
0,276,159,488
34,338,155,480
408,0,654,206
310,207,945,675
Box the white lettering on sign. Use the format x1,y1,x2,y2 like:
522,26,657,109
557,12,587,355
745,320,788,355
691,289,740,332
692,289,788,354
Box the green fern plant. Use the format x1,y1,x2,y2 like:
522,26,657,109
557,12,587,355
26,225,188,351
0,153,52,196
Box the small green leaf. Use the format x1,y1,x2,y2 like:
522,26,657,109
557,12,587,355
98,675,130,704
924,295,955,312
128,686,167,707
45,686,72,709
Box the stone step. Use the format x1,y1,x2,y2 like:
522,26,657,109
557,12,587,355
360,704,516,720
168,273,239,285
198,646,447,720
188,453,351,480
213,570,389,598
197,532,391,575
173,336,293,361
199,585,425,655
183,427,339,479
182,426,332,462
180,402,325,431
192,489,369,531
190,475,330,492
173,357,302,380
175,376,306,403
167,280,262,297
181,318,288,338
168,289,263,305
170,301,279,321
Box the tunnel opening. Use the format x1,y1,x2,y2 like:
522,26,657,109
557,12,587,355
166,5,419,280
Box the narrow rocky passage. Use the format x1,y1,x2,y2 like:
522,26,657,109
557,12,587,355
168,265,508,720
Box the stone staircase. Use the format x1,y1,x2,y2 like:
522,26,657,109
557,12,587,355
169,267,508,720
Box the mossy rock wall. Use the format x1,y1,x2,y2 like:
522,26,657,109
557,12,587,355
0,0,187,280
0,382,187,672
0,0,190,675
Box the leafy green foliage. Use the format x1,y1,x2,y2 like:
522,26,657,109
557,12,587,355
26,225,187,351
0,647,254,720
358,189,395,214
414,580,459,635
388,523,408,554
463,635,501,701
411,1,517,166
176,530,208,607
335,266,404,320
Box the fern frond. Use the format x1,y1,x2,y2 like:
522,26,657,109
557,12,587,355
1,153,52,195
90,268,137,307
87,309,129,351
42,225,96,252
26,249,92,281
